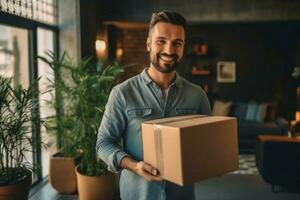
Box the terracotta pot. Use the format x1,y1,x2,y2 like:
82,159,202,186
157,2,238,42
76,167,116,200
0,174,31,200
49,153,78,194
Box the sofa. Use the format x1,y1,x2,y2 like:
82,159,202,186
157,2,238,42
212,100,289,153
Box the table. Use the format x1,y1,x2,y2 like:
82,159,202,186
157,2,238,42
255,135,300,192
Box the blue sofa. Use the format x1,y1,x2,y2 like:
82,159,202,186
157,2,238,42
237,118,289,153
212,100,289,153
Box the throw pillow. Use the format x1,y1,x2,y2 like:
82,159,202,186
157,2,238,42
245,103,268,122
212,100,232,116
245,103,257,121
255,104,268,122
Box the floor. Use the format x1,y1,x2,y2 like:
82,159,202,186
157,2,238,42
29,154,300,200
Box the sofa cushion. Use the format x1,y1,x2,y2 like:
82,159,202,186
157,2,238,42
230,102,248,121
212,100,232,116
245,103,268,122
238,121,283,137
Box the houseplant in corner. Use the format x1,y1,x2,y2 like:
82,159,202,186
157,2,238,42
38,51,80,194
0,76,41,200
62,58,124,200
39,51,125,199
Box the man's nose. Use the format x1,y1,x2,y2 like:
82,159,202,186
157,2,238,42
164,43,175,55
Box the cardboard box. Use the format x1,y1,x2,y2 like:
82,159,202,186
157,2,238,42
142,115,238,186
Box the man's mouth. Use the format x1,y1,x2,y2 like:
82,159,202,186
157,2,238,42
159,54,178,63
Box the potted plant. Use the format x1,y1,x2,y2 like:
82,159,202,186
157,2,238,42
0,76,41,200
38,51,80,194
39,51,124,199
60,57,124,200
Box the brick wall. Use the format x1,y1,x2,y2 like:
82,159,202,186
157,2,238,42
118,28,149,82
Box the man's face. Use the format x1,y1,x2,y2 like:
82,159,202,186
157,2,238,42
147,22,185,74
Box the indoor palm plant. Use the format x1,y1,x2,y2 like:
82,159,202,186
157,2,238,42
38,51,81,194
0,76,40,200
63,57,124,200
39,51,124,199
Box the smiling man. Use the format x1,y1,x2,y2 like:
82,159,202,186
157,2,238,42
97,11,211,200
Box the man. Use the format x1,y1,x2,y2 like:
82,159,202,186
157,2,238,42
97,11,211,200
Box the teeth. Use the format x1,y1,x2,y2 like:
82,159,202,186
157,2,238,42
160,55,174,62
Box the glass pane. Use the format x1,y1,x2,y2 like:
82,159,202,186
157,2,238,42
0,24,33,179
0,24,29,87
37,28,56,178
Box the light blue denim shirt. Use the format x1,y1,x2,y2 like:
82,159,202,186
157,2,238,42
97,68,211,200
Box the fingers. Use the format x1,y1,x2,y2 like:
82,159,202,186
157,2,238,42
142,162,159,176
142,170,163,181
139,162,163,182
146,174,163,181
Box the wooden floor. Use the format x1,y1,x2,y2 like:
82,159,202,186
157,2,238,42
29,174,300,200
29,180,78,200
28,155,299,200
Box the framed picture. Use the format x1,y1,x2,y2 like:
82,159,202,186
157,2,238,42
217,61,236,83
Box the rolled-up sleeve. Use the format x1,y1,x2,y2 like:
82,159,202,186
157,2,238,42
96,87,129,173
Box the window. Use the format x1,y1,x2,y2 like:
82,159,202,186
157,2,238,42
0,0,58,25
0,1,58,184
0,24,29,87
37,27,55,178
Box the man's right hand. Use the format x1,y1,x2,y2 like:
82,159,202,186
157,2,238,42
120,156,163,182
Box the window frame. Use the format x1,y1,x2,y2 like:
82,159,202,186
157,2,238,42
0,10,59,185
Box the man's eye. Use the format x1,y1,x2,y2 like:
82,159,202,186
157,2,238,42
156,40,165,45
174,42,183,48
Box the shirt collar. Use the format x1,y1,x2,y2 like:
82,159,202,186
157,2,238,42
140,68,183,89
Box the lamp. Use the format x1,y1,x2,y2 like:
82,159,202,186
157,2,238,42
116,47,123,61
95,39,107,59
95,39,106,52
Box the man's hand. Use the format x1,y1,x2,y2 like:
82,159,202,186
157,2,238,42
133,161,163,182
120,156,163,182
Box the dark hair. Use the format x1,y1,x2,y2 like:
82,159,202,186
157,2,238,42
149,11,187,35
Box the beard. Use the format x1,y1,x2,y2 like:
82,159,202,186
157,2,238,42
150,52,180,74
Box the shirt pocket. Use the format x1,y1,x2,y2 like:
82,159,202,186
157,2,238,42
175,108,198,115
127,108,152,119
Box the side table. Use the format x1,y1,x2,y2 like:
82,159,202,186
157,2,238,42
255,135,300,192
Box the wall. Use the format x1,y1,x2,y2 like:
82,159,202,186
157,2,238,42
115,22,298,119
118,28,149,81
97,0,300,22
58,0,81,61
79,0,98,60
183,22,298,119
79,0,300,119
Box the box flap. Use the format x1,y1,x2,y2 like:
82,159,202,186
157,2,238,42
143,115,207,125
164,116,236,128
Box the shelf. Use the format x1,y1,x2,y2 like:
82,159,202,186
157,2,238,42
191,69,210,75
186,52,208,57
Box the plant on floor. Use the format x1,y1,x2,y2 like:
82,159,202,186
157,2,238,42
64,58,124,176
38,51,79,157
39,51,124,176
38,51,83,194
0,76,40,185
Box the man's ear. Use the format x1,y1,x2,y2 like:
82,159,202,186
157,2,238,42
146,37,150,52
